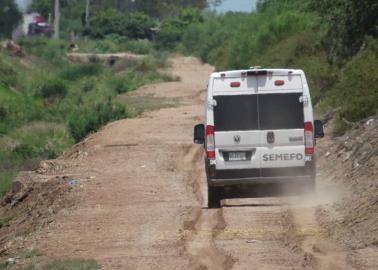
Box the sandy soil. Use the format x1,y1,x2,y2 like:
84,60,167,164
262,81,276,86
2,56,376,269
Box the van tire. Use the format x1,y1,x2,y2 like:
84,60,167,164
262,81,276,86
208,186,222,209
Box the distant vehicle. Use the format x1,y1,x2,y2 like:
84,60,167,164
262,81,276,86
12,13,52,38
26,14,52,36
194,68,325,208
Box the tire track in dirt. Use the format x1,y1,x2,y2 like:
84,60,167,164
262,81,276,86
289,194,356,270
178,144,236,270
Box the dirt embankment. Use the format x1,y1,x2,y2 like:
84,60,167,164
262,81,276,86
316,117,378,269
0,56,377,270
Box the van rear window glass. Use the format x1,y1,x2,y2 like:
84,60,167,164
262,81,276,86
214,95,258,131
213,93,304,131
259,93,304,129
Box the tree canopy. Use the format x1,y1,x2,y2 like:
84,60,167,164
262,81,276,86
0,0,22,38
310,0,378,63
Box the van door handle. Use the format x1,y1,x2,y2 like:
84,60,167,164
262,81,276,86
267,132,275,144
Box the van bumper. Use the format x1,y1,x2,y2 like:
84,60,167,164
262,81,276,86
208,175,314,186
206,163,315,187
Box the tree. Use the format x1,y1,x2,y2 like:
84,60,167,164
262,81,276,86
134,0,207,18
0,0,22,38
86,9,154,39
310,0,378,64
30,0,52,18
54,0,60,38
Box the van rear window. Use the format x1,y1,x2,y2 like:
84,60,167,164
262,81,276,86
214,95,258,131
259,93,304,129
213,93,303,131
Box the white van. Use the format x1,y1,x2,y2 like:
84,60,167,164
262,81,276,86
194,68,324,208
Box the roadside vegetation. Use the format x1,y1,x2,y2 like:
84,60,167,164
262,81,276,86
0,258,100,270
0,37,172,197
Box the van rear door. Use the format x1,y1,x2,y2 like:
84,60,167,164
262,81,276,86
258,92,305,168
212,76,260,170
213,95,261,170
257,74,305,168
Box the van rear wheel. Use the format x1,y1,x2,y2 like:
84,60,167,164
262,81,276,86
208,186,223,209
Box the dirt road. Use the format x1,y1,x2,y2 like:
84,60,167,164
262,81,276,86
25,57,358,269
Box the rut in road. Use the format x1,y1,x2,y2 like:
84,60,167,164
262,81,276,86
25,56,354,270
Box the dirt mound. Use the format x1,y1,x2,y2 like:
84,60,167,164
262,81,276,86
316,116,378,267
0,171,74,257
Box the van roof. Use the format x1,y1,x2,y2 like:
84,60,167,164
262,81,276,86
210,68,305,78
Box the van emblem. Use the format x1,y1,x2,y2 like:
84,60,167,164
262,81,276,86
234,135,241,143
267,132,275,144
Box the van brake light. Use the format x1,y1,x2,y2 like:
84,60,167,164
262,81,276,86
275,80,285,86
230,82,241,88
304,122,314,155
206,125,215,159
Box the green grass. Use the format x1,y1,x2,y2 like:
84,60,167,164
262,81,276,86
0,174,14,198
22,249,44,259
19,258,101,270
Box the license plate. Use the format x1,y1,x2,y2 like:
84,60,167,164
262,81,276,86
228,152,247,161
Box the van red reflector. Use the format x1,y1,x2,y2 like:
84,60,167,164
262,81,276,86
230,82,241,88
275,80,285,86
304,122,314,156
206,125,215,159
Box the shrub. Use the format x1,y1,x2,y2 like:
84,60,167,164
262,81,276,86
331,115,352,136
0,63,17,87
125,39,154,55
68,100,127,142
86,9,155,39
59,63,103,81
328,38,378,122
38,78,68,100
81,79,96,92
0,105,8,120
156,19,186,49
18,37,67,65
0,173,13,197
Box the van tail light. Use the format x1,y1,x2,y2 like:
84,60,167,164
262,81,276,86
206,125,215,159
230,82,240,88
275,80,285,86
304,122,314,155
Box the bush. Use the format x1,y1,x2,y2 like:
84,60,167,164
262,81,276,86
81,79,96,92
328,38,378,122
59,63,103,81
125,39,154,55
18,37,67,65
0,173,13,197
68,100,127,142
0,63,17,87
38,78,68,100
9,122,74,160
86,9,155,39
331,115,351,136
156,19,186,49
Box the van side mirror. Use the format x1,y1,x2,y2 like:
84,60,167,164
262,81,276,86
314,120,324,138
194,124,205,144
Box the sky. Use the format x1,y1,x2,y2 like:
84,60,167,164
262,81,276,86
216,0,257,13
15,0,257,14
15,0,32,13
